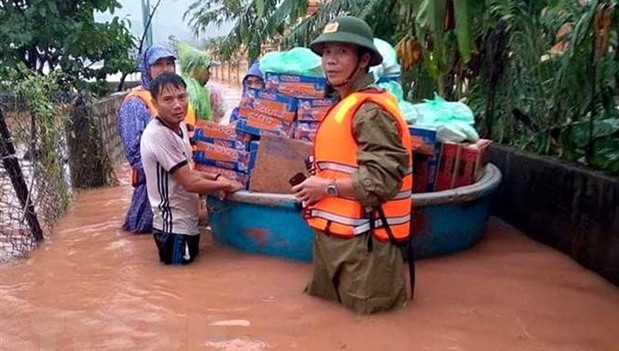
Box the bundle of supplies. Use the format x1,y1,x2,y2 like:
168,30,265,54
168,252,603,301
192,123,257,188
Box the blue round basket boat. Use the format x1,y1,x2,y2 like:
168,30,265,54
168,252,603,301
207,164,502,262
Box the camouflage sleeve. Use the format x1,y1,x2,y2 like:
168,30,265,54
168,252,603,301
351,102,410,207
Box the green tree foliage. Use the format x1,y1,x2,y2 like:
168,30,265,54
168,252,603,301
0,0,136,91
185,0,310,61
185,0,618,173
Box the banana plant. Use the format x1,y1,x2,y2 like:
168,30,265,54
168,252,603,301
185,0,309,61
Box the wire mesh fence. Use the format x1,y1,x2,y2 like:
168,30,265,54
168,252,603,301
1,91,123,262
1,105,71,262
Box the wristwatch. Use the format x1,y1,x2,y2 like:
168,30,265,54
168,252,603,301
325,179,339,197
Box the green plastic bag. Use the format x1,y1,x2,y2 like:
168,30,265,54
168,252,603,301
411,93,479,142
378,81,404,101
259,48,323,77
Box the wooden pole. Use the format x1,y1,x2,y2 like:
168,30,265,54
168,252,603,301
0,107,43,242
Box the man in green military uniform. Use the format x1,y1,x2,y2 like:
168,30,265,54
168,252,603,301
292,16,414,314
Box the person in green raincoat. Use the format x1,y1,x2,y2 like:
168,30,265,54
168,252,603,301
177,43,227,125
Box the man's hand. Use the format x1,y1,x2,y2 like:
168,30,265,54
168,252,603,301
220,177,244,193
292,176,330,205
211,177,243,200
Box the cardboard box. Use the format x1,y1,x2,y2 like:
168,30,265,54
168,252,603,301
409,126,438,156
194,122,250,142
192,135,248,151
412,149,441,193
296,97,337,122
194,141,250,164
193,151,249,173
456,139,492,187
412,153,430,194
240,89,298,123
265,73,327,99
426,151,440,192
238,108,295,136
194,164,249,188
247,141,260,175
434,142,462,191
293,121,320,142
249,134,313,194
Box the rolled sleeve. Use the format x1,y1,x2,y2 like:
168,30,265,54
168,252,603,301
351,103,409,207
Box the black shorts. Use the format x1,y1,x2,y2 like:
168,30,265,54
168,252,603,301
153,229,200,265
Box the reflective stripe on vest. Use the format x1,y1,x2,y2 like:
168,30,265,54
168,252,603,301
315,161,413,201
306,90,413,242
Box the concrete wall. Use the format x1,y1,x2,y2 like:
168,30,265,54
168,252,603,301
93,93,127,167
489,144,619,286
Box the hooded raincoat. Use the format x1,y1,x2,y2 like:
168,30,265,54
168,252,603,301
229,61,264,124
117,45,176,233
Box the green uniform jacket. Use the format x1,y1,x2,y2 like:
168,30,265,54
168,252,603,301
306,73,410,314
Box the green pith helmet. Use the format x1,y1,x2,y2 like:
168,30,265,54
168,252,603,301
309,16,383,67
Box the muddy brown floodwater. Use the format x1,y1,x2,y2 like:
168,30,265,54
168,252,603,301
2,83,619,351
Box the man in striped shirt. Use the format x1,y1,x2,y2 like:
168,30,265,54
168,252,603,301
140,72,243,265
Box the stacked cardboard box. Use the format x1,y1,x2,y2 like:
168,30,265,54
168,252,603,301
264,73,337,143
409,126,441,193
265,73,327,99
294,97,337,142
408,126,492,193
236,88,297,137
192,123,257,188
434,139,492,191
456,139,492,187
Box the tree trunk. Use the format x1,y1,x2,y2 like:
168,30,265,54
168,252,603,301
66,94,109,188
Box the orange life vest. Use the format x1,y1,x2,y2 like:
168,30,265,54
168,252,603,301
305,90,413,243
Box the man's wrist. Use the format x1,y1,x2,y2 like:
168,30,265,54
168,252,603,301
325,179,339,197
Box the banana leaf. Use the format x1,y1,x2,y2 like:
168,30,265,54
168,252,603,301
453,0,472,63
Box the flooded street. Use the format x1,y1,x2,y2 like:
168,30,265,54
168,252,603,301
2,161,619,350
1,82,619,351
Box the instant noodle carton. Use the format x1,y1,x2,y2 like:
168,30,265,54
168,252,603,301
248,141,260,175
434,141,462,191
264,73,327,99
192,135,248,151
293,121,320,142
240,89,298,123
194,141,250,164
194,122,250,142
238,107,294,136
194,164,249,188
296,97,337,122
193,150,249,173
408,126,440,192
455,139,492,187
408,126,439,156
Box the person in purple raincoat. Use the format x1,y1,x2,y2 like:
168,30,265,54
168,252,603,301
229,61,264,124
117,45,177,233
